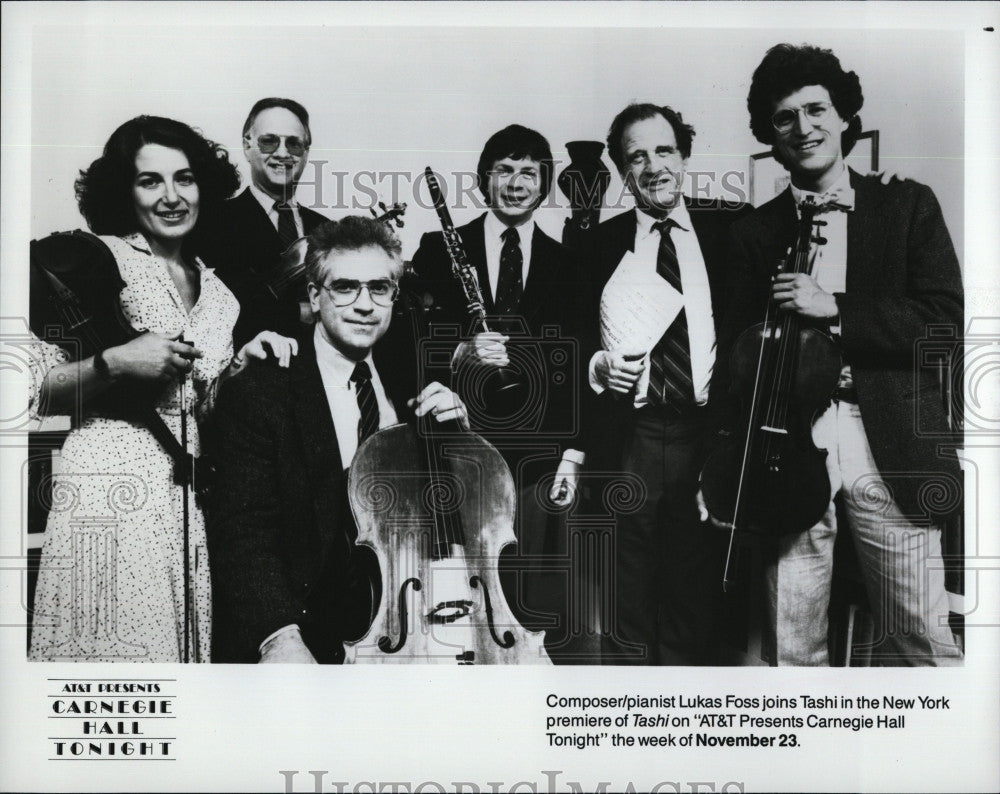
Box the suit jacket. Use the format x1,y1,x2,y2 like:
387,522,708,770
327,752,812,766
208,320,420,663
583,198,752,468
203,187,329,347
721,170,964,519
408,213,586,469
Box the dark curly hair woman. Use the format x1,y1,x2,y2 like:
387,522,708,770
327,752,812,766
28,116,298,662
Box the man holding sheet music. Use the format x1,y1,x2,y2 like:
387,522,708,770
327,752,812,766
585,104,750,665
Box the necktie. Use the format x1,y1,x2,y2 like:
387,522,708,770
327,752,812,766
274,201,298,249
495,226,523,314
350,361,380,443
648,218,694,408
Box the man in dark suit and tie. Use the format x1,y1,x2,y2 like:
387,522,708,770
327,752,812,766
208,216,468,663
409,125,588,658
585,103,751,665
719,44,963,665
205,98,328,346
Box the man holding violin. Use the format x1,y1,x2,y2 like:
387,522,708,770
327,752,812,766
205,97,328,346
719,44,964,665
208,216,469,663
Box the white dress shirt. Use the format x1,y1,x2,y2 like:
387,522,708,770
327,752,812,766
313,324,399,470
483,210,534,300
249,182,305,238
590,203,716,406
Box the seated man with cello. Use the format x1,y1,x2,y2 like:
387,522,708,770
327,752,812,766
713,43,963,665
208,216,469,663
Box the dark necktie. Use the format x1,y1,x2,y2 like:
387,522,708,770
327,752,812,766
648,218,694,408
350,361,380,442
274,201,298,249
494,226,523,314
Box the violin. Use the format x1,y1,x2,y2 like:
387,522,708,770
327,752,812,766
29,231,189,458
30,230,137,362
343,301,550,664
700,197,841,587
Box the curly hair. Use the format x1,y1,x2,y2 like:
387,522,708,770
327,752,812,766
75,115,240,239
476,124,554,202
305,216,404,286
606,104,696,172
747,43,864,156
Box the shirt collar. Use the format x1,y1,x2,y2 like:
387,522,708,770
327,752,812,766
117,232,208,270
484,210,535,246
635,198,692,240
121,232,152,254
790,164,850,207
249,182,297,212
313,323,376,387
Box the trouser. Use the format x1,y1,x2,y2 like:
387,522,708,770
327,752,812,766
601,405,725,665
767,400,962,666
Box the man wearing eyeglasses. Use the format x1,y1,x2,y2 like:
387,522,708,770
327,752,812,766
209,216,469,663
207,97,328,346
718,43,963,666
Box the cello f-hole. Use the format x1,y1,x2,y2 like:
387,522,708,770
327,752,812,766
377,577,422,654
469,575,516,649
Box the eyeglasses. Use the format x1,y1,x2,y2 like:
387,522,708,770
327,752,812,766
770,102,834,133
245,134,309,157
321,279,399,307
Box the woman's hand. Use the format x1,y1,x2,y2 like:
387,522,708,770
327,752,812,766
234,331,299,369
408,382,470,430
103,332,203,382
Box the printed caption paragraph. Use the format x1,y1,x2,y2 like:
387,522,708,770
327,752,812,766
544,692,952,749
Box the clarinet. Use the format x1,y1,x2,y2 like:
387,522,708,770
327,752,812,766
423,167,492,333
422,167,520,392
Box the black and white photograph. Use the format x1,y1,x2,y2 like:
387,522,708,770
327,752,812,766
1,2,998,792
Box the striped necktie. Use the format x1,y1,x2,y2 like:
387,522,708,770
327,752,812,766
350,361,380,442
647,218,694,409
274,200,298,249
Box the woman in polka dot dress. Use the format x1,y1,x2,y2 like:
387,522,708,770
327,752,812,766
28,116,297,662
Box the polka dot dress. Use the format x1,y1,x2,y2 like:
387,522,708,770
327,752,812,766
28,234,239,662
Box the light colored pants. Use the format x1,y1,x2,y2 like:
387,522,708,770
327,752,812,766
767,401,962,666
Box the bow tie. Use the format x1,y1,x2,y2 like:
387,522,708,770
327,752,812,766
800,185,855,213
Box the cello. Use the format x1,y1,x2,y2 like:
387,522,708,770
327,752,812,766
343,294,551,665
700,196,842,587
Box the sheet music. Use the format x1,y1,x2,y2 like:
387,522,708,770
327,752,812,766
599,250,684,352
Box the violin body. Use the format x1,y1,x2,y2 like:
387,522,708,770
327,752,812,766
701,322,841,534
29,230,136,358
701,198,841,543
29,230,170,411
344,423,550,664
